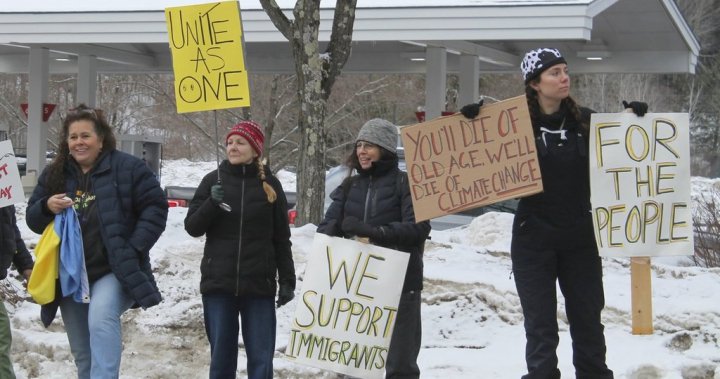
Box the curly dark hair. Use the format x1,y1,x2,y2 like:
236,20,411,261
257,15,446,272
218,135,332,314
45,104,116,195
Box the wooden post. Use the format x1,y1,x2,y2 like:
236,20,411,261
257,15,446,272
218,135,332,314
630,257,653,334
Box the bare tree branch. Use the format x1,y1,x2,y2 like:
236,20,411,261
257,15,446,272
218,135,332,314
322,0,358,98
258,0,294,40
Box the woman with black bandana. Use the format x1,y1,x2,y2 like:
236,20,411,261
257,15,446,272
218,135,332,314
461,48,647,379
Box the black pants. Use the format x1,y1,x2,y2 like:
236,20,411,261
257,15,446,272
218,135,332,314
386,290,422,379
511,221,613,379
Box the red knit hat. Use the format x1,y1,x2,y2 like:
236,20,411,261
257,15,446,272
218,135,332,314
226,120,265,156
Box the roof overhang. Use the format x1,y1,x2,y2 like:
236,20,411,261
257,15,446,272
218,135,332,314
0,0,700,75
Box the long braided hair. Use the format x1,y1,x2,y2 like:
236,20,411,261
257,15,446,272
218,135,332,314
525,83,588,136
45,104,116,195
255,158,277,203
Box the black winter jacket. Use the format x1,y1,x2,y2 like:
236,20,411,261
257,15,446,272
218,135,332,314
317,158,430,292
0,205,34,280
513,106,596,248
184,160,295,297
27,150,168,312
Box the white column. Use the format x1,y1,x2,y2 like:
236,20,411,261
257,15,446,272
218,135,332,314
459,54,480,107
424,46,446,121
27,47,50,180
77,55,98,107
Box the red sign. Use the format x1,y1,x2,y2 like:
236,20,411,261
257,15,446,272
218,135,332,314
20,103,56,122
414,111,455,123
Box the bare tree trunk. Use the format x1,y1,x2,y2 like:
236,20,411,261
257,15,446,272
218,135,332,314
260,0,357,226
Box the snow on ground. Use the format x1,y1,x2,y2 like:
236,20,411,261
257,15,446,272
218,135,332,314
5,160,720,378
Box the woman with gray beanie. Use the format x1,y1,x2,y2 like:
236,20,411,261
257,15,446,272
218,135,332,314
317,118,430,379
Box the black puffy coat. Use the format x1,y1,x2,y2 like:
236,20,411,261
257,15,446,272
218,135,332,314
0,205,34,280
27,150,168,310
318,158,430,292
184,160,295,296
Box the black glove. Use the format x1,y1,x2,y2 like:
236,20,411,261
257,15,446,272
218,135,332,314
341,216,382,240
317,219,340,237
460,99,484,119
622,100,648,117
210,184,224,204
276,284,295,308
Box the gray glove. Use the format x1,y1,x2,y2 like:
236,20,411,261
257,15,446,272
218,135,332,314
210,184,224,204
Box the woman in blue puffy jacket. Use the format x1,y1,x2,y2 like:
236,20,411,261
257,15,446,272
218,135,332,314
26,104,168,379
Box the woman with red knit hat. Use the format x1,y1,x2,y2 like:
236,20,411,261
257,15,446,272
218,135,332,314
184,120,296,379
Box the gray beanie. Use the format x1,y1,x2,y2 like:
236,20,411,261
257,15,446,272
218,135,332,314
356,118,397,155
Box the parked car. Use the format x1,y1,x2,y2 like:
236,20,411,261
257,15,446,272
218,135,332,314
14,151,56,176
164,186,197,207
429,199,518,230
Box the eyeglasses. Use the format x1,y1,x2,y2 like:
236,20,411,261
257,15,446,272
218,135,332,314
355,141,378,151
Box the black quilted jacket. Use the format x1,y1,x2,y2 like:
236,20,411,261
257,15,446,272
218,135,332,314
184,160,295,297
318,158,430,292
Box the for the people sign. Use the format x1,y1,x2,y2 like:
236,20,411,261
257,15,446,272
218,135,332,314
400,96,542,222
165,1,251,113
589,112,693,257
286,234,409,379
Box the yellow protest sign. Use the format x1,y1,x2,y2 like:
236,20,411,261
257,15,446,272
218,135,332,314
400,96,542,222
165,1,250,113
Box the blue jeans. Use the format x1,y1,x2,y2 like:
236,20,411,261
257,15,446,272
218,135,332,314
60,273,134,379
202,294,276,379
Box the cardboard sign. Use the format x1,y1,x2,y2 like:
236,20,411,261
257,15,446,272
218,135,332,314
165,1,251,113
286,233,409,379
590,113,693,257
400,96,542,222
0,141,26,207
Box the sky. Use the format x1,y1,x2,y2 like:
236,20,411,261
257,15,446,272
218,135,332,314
4,159,719,379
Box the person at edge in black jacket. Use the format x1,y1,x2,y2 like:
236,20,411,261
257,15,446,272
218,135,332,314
0,205,33,379
317,118,431,379
460,48,648,379
184,120,295,379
